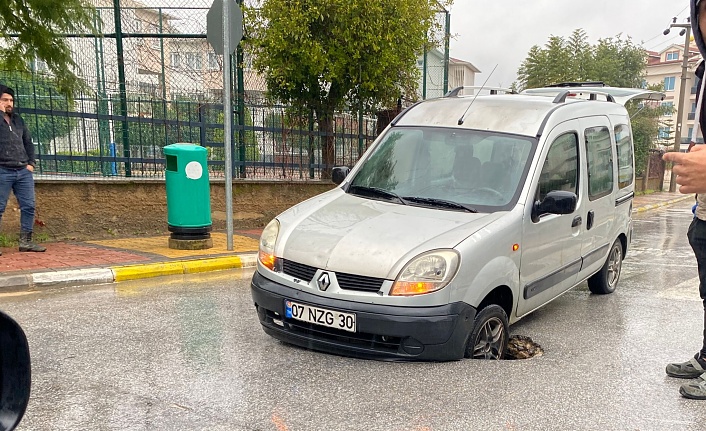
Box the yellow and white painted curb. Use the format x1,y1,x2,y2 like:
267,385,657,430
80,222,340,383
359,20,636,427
112,254,257,281
0,253,258,291
633,195,692,213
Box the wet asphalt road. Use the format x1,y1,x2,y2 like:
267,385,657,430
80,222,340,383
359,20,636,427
3,200,706,431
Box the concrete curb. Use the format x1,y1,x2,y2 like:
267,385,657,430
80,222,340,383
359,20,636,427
0,253,258,291
633,195,692,213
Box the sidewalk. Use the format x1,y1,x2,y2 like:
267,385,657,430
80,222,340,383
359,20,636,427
0,191,694,291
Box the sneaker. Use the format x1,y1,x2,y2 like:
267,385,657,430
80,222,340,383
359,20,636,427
666,354,706,379
680,372,706,400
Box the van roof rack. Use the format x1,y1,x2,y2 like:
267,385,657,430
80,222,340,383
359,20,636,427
445,86,515,97
546,81,606,88
551,89,615,104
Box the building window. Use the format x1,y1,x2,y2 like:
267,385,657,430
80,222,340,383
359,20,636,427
658,127,672,139
185,52,202,70
664,76,676,91
662,101,674,115
666,51,679,61
208,52,220,70
170,53,180,68
689,127,694,139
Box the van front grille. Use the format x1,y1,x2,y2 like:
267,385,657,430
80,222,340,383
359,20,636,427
282,259,317,282
281,259,386,292
336,272,386,292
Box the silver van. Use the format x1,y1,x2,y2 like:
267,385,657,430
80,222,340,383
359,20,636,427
250,86,664,361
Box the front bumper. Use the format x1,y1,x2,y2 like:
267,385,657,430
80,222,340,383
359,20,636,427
250,271,476,361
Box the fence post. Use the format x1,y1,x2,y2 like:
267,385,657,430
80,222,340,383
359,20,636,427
236,41,246,178
113,0,131,177
309,110,315,179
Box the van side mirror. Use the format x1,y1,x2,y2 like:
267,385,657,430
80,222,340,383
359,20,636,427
0,311,31,431
332,166,351,185
532,190,577,222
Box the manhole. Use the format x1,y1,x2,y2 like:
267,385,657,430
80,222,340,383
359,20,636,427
505,335,544,360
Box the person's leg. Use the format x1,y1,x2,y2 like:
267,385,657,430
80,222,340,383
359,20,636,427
13,168,44,252
675,218,706,399
0,168,15,256
667,218,706,379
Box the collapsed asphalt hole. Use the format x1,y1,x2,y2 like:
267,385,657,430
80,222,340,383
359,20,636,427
504,335,544,360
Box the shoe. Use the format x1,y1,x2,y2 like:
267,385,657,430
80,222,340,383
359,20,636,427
680,372,706,400
18,231,46,253
666,354,706,379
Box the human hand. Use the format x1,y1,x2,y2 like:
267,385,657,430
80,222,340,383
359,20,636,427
663,145,706,193
26,165,34,173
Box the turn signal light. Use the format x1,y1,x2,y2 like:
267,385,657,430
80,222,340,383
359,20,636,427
259,251,277,270
390,281,439,296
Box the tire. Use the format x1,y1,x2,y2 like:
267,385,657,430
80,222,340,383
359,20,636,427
464,304,509,360
587,239,623,295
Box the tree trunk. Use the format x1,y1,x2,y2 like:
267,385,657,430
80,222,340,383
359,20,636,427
318,110,335,180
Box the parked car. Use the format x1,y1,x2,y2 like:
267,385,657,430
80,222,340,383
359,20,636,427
250,85,664,361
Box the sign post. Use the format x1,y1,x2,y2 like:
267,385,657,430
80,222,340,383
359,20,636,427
207,0,243,251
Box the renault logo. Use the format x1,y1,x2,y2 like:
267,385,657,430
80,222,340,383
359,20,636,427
317,272,331,291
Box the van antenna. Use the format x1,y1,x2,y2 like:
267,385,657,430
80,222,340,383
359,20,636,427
458,64,498,126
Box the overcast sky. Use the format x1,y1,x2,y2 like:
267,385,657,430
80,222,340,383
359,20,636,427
448,0,693,88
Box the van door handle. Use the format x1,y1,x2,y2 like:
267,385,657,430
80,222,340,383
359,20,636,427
587,210,595,230
572,216,582,227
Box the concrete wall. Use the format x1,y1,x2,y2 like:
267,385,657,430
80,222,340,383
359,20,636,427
0,180,333,241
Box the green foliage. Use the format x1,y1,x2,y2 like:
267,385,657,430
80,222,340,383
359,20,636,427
516,29,646,90
0,0,95,96
247,0,451,175
628,100,670,176
0,70,75,147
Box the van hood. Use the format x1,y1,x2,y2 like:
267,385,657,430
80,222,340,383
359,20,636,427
277,191,504,279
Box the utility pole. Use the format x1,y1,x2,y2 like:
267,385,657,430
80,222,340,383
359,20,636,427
664,18,692,192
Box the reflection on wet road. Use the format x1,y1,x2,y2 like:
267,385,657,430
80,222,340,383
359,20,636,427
4,201,706,430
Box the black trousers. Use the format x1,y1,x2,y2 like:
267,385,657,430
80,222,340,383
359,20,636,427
687,217,706,356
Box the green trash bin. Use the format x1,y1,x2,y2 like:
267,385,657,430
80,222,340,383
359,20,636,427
164,143,212,243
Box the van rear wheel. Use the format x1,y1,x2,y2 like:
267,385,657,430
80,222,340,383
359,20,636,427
588,239,622,295
464,305,509,360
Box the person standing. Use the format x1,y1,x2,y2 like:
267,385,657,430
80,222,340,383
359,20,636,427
0,85,46,255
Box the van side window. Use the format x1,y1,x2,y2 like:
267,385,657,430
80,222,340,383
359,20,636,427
614,124,633,189
538,133,579,202
585,126,614,200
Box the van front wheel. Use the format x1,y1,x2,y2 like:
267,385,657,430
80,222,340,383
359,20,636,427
588,240,622,295
464,305,509,360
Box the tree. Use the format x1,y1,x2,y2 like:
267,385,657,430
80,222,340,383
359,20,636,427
247,0,451,177
515,29,646,91
0,0,95,96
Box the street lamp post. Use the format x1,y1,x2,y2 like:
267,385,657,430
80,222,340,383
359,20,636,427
664,19,692,192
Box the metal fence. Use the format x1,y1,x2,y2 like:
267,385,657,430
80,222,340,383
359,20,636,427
2,1,449,180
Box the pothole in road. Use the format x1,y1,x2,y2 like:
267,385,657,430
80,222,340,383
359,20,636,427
504,335,544,360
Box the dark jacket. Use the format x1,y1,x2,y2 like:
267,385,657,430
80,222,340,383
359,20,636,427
0,112,35,169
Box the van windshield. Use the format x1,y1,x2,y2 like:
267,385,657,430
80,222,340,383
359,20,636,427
348,127,537,212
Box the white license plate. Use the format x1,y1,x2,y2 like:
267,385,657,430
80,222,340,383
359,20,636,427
284,300,356,333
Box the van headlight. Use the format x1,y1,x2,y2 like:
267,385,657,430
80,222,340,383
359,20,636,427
258,219,280,271
390,250,460,296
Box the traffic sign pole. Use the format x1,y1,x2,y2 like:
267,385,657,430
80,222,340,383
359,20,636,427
222,0,234,251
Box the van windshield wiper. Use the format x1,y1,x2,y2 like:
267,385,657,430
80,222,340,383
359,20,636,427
348,185,407,205
402,196,478,213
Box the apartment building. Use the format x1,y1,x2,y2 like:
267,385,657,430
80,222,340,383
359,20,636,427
645,42,703,151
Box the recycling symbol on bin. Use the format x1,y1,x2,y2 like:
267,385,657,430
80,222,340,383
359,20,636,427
185,161,203,180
